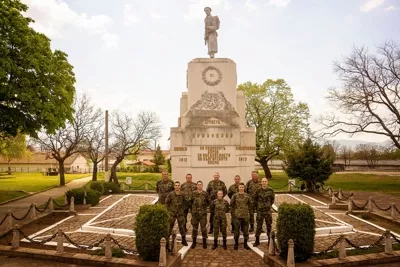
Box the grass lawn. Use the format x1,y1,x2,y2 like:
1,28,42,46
0,172,90,193
97,172,162,189
0,190,29,203
325,173,400,196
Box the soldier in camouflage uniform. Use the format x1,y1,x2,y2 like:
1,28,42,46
231,183,252,250
156,171,174,204
210,190,230,250
228,175,243,233
181,173,197,231
190,181,210,249
206,172,227,234
165,181,188,246
253,178,275,247
245,171,261,232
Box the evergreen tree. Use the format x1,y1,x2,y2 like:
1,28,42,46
284,138,334,191
152,145,165,173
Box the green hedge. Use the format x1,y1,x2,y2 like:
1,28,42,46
103,182,122,195
90,181,104,194
135,204,169,261
66,188,101,206
277,203,316,262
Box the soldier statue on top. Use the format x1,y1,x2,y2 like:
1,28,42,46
204,7,220,58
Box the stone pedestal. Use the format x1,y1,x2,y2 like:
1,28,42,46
170,58,256,184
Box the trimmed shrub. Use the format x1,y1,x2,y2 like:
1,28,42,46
86,189,101,206
66,188,101,206
91,247,125,258
135,204,169,261
277,203,316,262
90,181,104,194
103,182,122,195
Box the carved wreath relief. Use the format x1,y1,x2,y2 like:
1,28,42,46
202,66,222,86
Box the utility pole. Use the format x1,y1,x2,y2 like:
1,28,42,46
104,110,109,182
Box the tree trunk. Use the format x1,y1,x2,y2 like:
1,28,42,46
92,163,98,181
7,160,11,175
110,157,123,184
59,160,65,186
259,160,272,179
306,180,315,192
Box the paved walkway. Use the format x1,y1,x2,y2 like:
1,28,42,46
0,176,91,216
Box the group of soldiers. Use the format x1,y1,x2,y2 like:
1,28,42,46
156,171,275,250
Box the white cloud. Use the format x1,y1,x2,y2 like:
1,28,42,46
360,0,385,12
150,12,166,20
267,0,291,8
385,5,396,11
101,33,119,49
245,0,256,10
21,0,116,48
124,4,140,25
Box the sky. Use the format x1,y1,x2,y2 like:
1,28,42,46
21,0,399,149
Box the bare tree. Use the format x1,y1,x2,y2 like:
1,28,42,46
354,144,380,168
109,111,161,184
319,41,400,149
340,145,353,166
34,94,98,186
82,109,104,181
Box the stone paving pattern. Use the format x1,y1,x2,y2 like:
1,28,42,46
35,215,97,237
180,245,266,267
92,195,155,222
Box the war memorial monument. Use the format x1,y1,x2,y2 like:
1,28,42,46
170,7,256,184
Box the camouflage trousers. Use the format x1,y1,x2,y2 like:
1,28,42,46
231,213,236,232
234,217,249,240
169,212,186,237
255,210,272,237
191,212,207,239
249,206,255,225
213,215,227,239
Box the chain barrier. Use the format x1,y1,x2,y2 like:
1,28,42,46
62,232,106,250
52,199,69,208
315,237,341,255
391,233,400,244
394,205,400,215
345,233,385,250
351,199,368,210
370,199,392,212
18,229,57,245
0,213,9,226
35,199,51,213
127,182,156,190
109,236,139,255
11,205,32,221
337,192,353,201
0,229,13,240
320,184,330,192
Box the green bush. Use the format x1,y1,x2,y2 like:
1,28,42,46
66,188,101,206
90,181,104,194
277,203,316,262
135,204,169,261
103,182,122,195
91,247,125,258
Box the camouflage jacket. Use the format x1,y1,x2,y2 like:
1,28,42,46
231,193,252,219
206,180,227,201
211,199,230,218
165,191,185,215
245,179,261,199
181,182,197,202
191,190,210,215
228,183,244,199
156,179,175,204
254,187,275,212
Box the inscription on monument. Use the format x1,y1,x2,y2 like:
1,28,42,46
174,147,187,151
197,146,231,165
